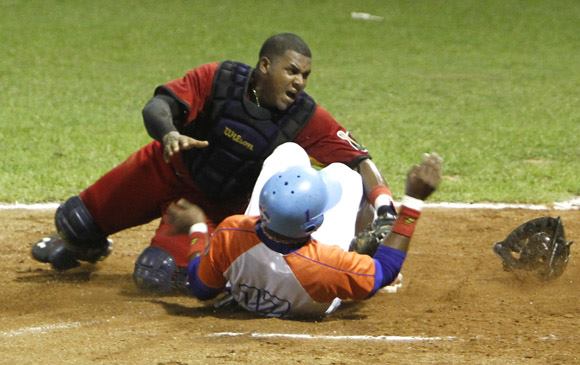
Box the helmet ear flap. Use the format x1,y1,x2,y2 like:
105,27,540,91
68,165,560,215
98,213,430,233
260,207,271,222
302,214,324,234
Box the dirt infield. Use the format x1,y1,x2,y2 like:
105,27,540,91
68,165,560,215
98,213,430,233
1,208,578,365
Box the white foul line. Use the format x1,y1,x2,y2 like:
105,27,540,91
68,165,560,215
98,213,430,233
0,203,59,210
208,332,455,342
1,197,578,211
0,321,83,337
1,324,562,343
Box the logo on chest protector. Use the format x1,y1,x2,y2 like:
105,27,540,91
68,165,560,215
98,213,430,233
224,126,254,151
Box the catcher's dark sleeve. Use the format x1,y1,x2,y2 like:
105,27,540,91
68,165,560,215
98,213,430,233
142,94,184,142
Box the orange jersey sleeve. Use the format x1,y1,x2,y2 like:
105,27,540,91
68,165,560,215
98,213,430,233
285,242,376,302
196,215,261,289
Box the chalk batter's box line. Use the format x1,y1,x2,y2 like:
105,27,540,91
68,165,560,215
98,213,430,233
1,200,579,211
209,332,456,342
2,322,563,344
1,321,452,342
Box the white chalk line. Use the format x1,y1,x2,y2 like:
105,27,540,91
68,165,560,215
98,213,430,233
0,203,59,210
1,197,579,211
0,319,110,338
209,332,566,343
2,321,451,342
208,332,454,342
1,321,565,344
0,321,83,337
425,199,580,211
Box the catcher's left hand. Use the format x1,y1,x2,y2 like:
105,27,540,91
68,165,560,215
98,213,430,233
162,131,209,163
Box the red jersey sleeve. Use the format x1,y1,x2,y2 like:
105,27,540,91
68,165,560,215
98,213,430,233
294,105,370,168
154,62,219,125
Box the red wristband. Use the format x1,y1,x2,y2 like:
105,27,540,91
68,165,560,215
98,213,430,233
368,185,392,204
391,206,421,238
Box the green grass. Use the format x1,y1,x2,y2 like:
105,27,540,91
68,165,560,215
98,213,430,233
0,0,578,203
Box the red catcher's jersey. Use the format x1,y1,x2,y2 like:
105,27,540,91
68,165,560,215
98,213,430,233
158,62,370,168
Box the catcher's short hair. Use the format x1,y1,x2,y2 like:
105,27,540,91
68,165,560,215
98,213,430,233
493,216,573,280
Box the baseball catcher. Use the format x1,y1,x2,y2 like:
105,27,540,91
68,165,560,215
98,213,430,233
493,216,573,280
31,33,400,297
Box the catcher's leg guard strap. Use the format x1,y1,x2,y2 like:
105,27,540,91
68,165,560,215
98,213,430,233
55,196,108,252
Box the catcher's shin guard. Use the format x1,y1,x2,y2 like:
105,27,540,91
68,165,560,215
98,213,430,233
31,196,112,271
55,196,107,249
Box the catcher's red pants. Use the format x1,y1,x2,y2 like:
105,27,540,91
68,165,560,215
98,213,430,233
79,141,247,267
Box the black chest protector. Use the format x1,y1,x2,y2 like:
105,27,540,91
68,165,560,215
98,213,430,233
181,61,316,201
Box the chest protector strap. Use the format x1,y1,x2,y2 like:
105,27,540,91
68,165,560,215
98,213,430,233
183,61,315,201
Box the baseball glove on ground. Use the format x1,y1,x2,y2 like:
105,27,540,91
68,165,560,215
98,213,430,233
493,216,573,280
349,213,395,256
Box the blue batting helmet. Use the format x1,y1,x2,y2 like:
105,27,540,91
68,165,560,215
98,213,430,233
259,165,338,239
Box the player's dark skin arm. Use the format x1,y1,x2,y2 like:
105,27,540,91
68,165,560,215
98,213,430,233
142,95,208,163
165,199,207,235
353,158,394,231
382,233,411,253
381,153,442,254
357,158,389,196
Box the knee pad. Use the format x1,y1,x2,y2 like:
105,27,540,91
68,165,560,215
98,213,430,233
55,196,109,256
133,246,183,294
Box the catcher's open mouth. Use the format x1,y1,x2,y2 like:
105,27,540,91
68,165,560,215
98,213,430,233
286,90,297,101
